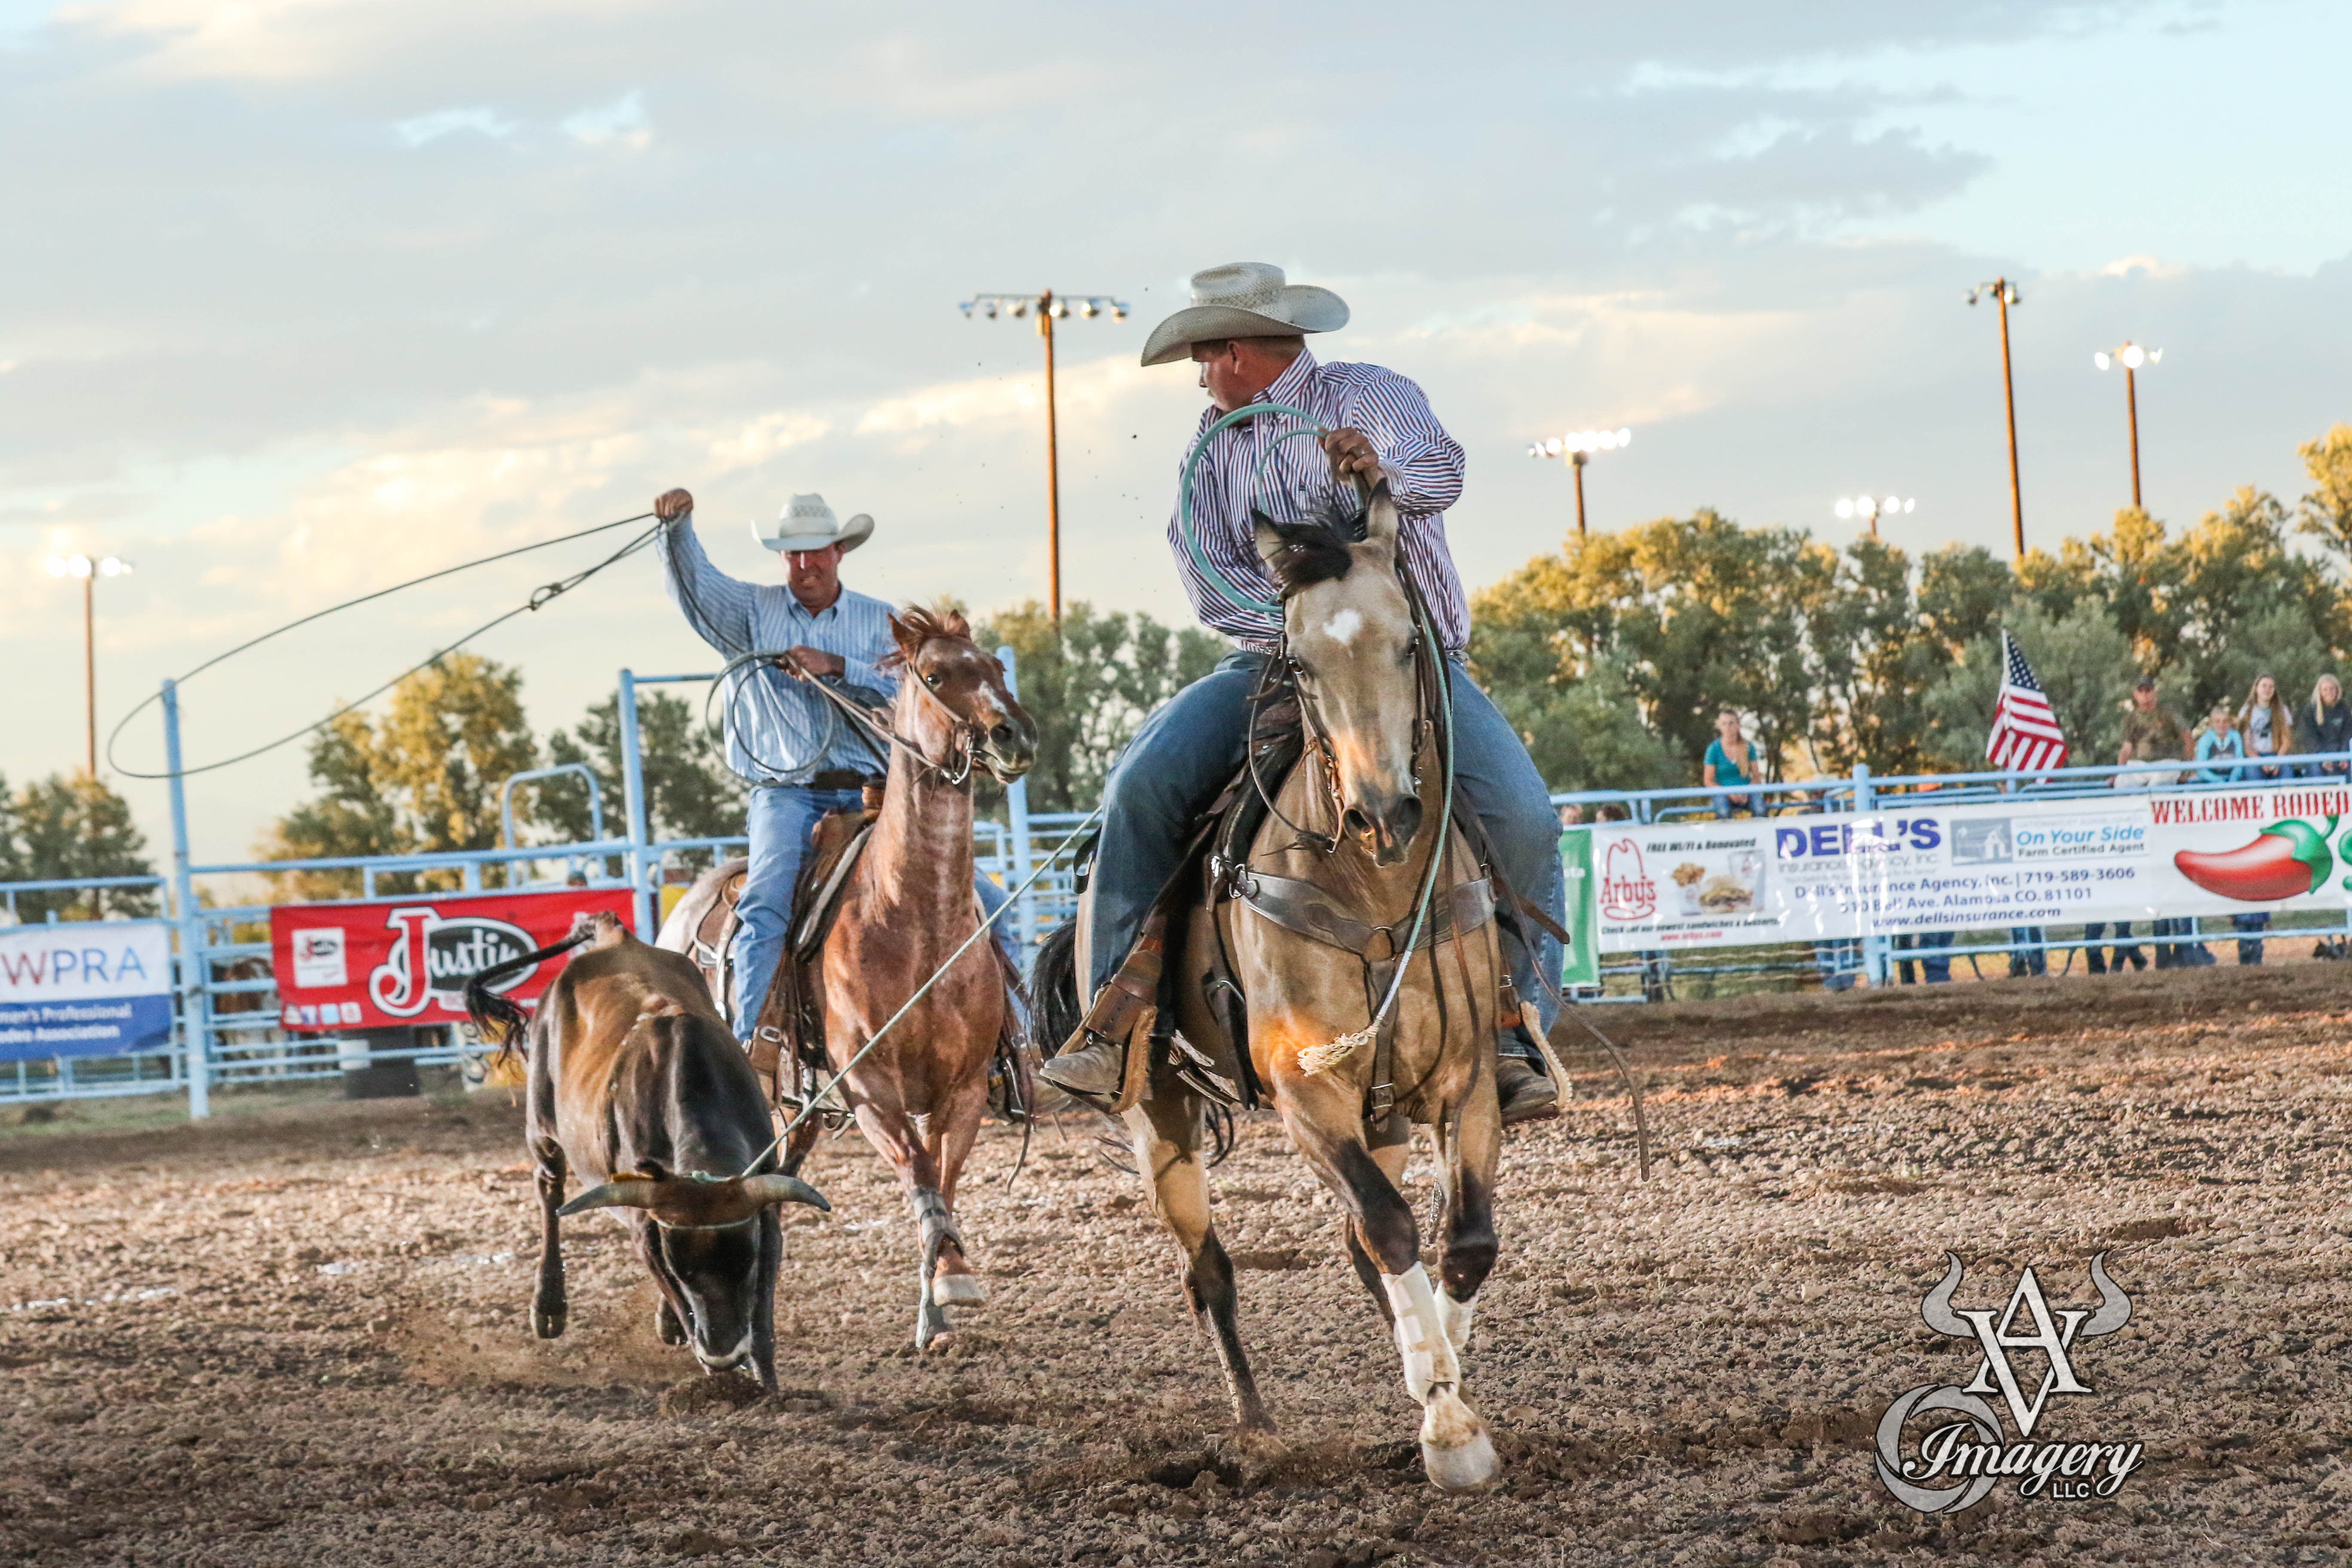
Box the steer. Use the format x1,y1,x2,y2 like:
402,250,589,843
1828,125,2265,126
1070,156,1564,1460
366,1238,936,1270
464,910,826,1390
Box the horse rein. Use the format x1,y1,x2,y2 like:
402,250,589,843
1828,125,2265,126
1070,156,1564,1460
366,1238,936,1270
778,649,984,789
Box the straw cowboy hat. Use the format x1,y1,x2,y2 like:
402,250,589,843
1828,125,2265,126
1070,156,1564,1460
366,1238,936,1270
751,493,873,553
1139,262,1350,368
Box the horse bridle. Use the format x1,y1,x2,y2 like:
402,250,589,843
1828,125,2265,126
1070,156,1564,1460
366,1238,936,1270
786,646,987,789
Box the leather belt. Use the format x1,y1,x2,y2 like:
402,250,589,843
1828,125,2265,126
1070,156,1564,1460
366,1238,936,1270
807,769,885,791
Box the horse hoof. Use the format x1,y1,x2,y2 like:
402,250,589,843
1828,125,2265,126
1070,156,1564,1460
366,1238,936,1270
1419,1386,1498,1491
931,1272,987,1307
532,1309,566,1339
655,1301,688,1347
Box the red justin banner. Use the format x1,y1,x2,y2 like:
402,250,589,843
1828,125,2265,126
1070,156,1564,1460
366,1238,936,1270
269,887,637,1032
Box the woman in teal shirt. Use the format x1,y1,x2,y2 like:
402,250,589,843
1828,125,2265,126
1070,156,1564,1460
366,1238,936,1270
2193,700,2248,784
1705,708,1762,818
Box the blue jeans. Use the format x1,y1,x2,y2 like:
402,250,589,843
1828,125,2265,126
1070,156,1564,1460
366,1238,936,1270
735,786,867,1041
2231,912,2269,964
1087,651,1567,1038
1895,931,1954,983
738,785,1017,1042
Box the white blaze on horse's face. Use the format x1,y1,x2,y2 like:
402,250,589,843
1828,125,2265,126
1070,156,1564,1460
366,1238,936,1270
1254,486,1424,867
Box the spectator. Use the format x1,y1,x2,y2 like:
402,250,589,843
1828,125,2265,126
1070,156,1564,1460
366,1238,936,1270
1704,709,1763,819
1894,930,1954,984
2294,673,2352,777
2114,676,2208,968
2239,673,2293,782
2193,701,2248,784
1557,801,1585,829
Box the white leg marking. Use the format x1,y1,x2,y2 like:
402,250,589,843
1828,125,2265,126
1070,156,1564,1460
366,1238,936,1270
1420,1384,1498,1491
1439,1289,1477,1355
1381,1264,1461,1403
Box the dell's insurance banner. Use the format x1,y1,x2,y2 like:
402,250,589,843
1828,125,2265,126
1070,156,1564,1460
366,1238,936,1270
269,887,634,1031
0,920,177,1061
1569,781,2352,953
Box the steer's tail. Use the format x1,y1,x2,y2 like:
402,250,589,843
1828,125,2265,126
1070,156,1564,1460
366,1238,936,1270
462,929,595,1066
1030,919,1081,1059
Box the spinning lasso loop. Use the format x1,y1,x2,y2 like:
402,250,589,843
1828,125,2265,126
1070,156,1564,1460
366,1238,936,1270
106,512,661,780
734,806,1105,1179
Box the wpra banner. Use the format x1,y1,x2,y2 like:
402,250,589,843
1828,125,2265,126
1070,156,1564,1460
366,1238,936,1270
269,887,634,1031
1569,783,2352,953
0,921,176,1062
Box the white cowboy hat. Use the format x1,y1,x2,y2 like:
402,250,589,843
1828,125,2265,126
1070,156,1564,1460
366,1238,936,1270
1139,262,1350,368
752,493,873,554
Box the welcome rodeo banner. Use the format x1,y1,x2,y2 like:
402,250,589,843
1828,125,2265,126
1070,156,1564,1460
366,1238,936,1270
269,887,634,1031
1566,782,2352,953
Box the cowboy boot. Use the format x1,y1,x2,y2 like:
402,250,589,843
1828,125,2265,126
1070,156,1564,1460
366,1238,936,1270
1496,1053,1559,1125
1038,1032,1130,1106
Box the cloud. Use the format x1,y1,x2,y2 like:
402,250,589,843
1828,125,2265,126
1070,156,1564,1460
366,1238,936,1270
561,89,647,149
394,105,518,147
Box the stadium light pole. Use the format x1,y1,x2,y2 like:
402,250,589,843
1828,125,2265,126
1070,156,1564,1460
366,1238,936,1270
2093,341,2162,511
1834,494,1917,540
959,289,1129,622
1966,278,2026,561
1527,426,1632,536
44,552,133,777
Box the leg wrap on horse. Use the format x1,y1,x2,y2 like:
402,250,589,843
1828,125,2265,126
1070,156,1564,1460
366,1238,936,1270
1383,1263,1462,1403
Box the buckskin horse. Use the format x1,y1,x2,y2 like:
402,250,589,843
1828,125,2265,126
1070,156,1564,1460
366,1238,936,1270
1036,481,1510,1489
661,606,1037,1348
463,910,829,1390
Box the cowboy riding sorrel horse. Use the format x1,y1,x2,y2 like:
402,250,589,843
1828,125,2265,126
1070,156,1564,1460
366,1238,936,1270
1037,481,1513,1490
661,606,1037,1348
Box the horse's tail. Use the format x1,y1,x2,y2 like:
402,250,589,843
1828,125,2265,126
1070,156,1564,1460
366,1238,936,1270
462,929,594,1067
1030,918,1082,1058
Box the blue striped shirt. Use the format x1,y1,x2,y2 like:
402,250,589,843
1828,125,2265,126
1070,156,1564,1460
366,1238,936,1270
1167,350,1472,651
655,514,899,785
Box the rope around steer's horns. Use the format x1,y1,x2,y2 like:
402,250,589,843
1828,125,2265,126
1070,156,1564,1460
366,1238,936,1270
731,806,1106,1179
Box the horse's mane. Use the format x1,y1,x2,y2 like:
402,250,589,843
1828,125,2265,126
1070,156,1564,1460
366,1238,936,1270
1253,507,1360,595
886,603,972,666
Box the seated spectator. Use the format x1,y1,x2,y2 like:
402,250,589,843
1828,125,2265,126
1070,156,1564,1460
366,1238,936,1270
2193,701,2248,784
2118,675,2190,787
1704,709,1763,819
2294,673,2352,777
2239,673,2293,782
1557,801,1586,829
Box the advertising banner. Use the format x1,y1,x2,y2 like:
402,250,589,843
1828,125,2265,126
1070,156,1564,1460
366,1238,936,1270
0,920,176,1061
1572,782,2352,955
269,887,635,1031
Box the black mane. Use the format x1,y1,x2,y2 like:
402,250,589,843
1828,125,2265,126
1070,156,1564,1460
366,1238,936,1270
1254,507,1363,594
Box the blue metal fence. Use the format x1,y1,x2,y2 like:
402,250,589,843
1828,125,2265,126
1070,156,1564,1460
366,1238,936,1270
6,662,2347,1119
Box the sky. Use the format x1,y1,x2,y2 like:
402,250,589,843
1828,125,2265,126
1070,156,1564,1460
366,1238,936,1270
5,0,2351,862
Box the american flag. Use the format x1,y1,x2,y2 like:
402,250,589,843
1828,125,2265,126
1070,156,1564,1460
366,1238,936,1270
1987,630,2068,773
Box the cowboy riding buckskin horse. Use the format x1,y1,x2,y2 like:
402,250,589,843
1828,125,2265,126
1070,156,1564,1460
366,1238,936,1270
1038,262,1566,1123
1028,262,1575,1488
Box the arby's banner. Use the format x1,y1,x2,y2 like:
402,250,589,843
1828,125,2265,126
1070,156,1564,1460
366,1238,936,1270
1565,782,2352,955
269,887,634,1031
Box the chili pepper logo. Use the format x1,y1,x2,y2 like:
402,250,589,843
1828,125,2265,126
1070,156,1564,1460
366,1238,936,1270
2173,817,2335,902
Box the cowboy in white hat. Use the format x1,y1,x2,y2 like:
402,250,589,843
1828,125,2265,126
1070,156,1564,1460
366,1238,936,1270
651,486,900,1046
1038,262,1564,1123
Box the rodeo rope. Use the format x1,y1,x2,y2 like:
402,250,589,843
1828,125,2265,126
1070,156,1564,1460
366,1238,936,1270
107,511,660,780
733,806,1106,1179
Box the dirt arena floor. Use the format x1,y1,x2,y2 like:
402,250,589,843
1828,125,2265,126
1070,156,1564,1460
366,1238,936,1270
4,960,2350,1567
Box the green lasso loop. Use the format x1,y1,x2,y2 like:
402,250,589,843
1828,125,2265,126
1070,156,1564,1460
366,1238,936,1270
1176,401,1327,617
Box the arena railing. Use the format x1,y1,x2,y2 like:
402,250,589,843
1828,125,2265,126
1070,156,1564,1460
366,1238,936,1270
11,671,2344,1120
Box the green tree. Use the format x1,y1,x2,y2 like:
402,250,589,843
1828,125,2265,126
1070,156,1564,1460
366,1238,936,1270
971,600,1221,815
259,654,538,897
1,772,159,922
542,691,745,869
2296,423,2352,559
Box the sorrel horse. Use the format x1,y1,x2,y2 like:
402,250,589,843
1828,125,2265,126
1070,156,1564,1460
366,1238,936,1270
663,607,1036,1348
1039,482,1509,1489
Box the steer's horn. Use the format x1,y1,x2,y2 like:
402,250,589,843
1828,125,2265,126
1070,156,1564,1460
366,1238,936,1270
738,1173,831,1212
1920,1251,1973,1336
557,1175,662,1216
2079,1250,2133,1337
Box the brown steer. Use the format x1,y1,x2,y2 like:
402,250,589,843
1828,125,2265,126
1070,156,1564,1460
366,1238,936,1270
464,910,827,1389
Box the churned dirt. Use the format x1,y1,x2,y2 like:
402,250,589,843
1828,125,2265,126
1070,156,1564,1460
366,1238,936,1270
3,960,2349,1567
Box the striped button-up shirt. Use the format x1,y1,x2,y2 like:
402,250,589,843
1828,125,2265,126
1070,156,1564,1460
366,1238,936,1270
656,514,899,785
1167,350,1472,651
